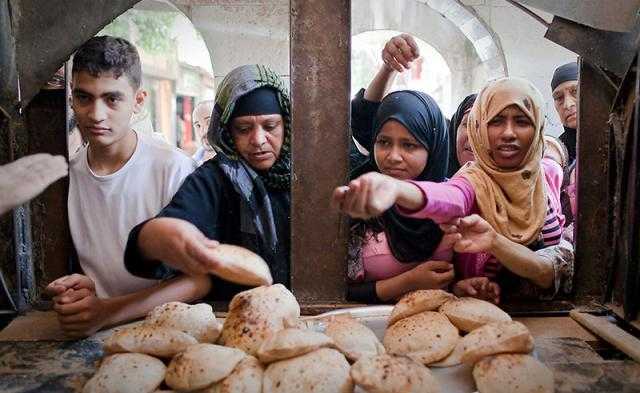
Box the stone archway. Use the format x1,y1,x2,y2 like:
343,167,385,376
352,0,507,107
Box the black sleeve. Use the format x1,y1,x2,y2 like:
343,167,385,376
124,163,224,279
346,281,384,304
351,88,381,152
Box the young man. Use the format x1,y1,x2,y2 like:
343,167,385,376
45,36,207,338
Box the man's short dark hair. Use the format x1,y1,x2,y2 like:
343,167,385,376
72,35,142,90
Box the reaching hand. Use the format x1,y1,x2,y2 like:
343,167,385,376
45,273,96,298
52,288,111,338
440,214,497,254
382,34,420,73
453,277,501,304
0,153,68,215
141,217,222,276
331,172,400,219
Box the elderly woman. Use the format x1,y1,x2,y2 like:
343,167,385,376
333,77,568,302
348,90,456,303
124,64,291,299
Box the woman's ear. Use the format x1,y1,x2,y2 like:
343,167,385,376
133,89,148,114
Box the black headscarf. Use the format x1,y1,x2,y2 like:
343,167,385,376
447,94,477,177
552,62,578,164
350,90,449,264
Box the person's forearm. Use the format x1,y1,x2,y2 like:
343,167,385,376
375,269,417,302
490,234,554,288
103,274,212,328
363,66,397,102
395,180,427,212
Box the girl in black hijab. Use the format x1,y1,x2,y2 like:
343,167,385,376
348,90,454,303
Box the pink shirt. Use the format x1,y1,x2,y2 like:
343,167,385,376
359,231,453,282
399,158,565,279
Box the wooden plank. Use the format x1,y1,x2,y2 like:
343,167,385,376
515,316,597,341
570,310,640,363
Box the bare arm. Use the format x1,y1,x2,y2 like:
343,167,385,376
363,66,397,102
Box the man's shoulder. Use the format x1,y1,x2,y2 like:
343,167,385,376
138,132,196,170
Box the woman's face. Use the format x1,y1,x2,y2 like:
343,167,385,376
230,114,284,171
456,110,475,166
487,105,535,169
374,119,428,180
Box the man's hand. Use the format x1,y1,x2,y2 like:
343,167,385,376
382,34,420,72
440,214,497,254
453,277,501,304
331,172,400,219
140,217,222,276
45,273,95,297
409,260,455,290
53,289,112,338
0,154,68,216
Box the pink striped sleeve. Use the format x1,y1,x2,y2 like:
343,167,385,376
542,157,566,229
397,177,476,223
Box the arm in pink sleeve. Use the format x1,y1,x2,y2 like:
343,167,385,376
397,177,476,223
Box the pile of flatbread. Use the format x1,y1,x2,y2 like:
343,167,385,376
84,286,554,393
379,289,554,393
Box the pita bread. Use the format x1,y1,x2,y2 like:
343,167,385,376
263,348,353,393
388,290,456,327
201,356,263,393
324,317,385,362
104,324,197,358
460,321,534,364
83,353,165,393
439,297,511,332
430,335,464,368
146,302,222,343
208,244,273,286
257,328,334,363
383,311,458,365
165,343,246,391
473,354,554,393
220,284,300,356
350,354,440,393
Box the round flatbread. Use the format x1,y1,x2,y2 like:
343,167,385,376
473,354,554,393
145,302,222,343
220,284,300,356
165,343,246,391
388,290,456,327
439,297,511,332
83,353,165,393
430,335,465,368
104,324,197,358
383,311,458,365
257,328,334,363
350,354,440,393
209,244,273,286
461,321,534,364
263,348,353,393
201,356,263,393
324,316,385,362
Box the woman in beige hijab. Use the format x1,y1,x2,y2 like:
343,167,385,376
333,77,567,302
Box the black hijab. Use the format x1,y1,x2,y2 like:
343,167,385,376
447,94,477,177
552,62,578,164
351,90,449,263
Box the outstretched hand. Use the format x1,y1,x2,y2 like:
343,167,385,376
0,154,68,215
440,214,497,254
453,277,501,304
331,172,400,219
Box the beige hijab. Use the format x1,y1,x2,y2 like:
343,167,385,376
460,77,546,245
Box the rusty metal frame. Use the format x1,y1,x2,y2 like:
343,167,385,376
290,0,350,309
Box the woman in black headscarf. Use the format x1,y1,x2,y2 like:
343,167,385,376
447,94,477,177
347,90,455,303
